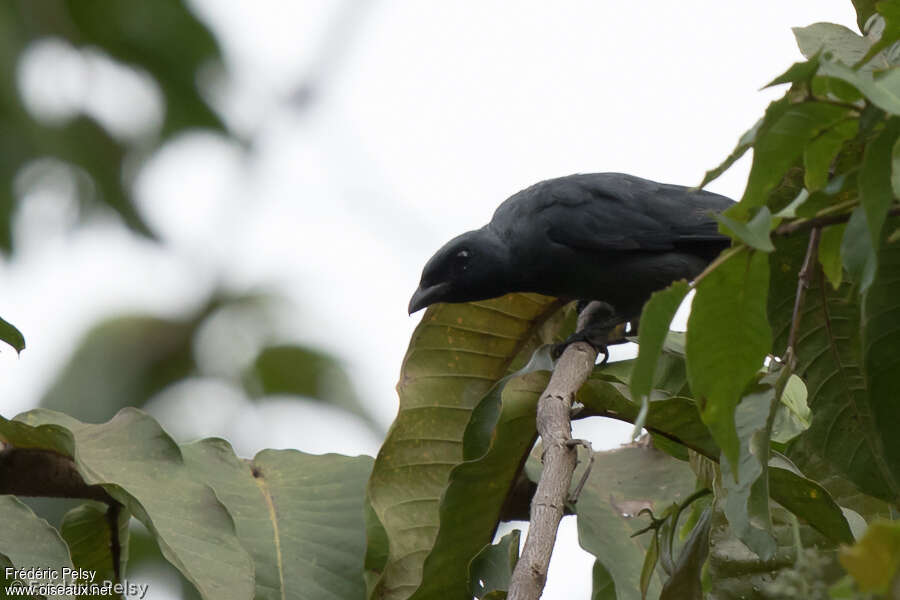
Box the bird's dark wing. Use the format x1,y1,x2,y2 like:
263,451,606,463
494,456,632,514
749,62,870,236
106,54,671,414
494,173,733,254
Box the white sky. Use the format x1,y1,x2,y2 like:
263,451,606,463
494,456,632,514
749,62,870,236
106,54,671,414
0,2,859,598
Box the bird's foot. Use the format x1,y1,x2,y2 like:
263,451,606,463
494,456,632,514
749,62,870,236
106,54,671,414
551,300,627,362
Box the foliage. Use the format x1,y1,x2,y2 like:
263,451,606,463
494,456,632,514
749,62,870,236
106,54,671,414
4,2,900,599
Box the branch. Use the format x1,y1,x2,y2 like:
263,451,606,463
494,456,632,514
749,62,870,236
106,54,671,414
784,228,821,370
508,310,600,600
775,205,900,236
0,447,113,502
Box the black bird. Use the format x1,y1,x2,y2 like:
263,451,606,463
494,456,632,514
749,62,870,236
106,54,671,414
408,173,734,347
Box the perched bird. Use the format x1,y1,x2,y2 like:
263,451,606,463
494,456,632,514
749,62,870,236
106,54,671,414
409,173,734,348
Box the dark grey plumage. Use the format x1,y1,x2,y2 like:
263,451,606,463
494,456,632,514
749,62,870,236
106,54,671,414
409,173,734,323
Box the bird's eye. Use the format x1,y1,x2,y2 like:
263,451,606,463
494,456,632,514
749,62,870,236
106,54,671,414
456,249,470,260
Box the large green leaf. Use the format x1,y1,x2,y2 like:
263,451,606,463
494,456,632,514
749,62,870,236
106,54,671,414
793,23,872,65
182,439,373,600
574,446,697,600
0,495,75,599
770,233,900,502
860,118,900,249
741,103,853,210
687,250,772,472
718,382,777,561
59,502,131,599
861,236,900,485
630,281,690,434
365,294,563,600
411,367,550,600
0,409,255,600
468,530,520,600
818,61,900,114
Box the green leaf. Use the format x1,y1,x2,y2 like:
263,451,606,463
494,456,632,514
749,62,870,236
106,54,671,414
793,23,871,64
659,506,712,600
718,382,777,560
0,409,255,600
804,119,860,191
413,370,550,600
687,250,772,472
639,532,659,600
699,120,761,189
770,374,811,444
468,530,519,600
839,519,900,593
575,446,697,600
770,233,900,501
245,344,381,432
861,237,900,486
579,371,719,460
0,496,75,598
63,0,225,137
843,204,879,291
742,103,853,210
182,439,373,600
818,223,847,289
818,60,900,114
765,57,821,89
630,281,690,435
853,0,880,32
860,118,900,248
716,207,776,252
858,1,900,66
768,458,855,545
0,315,24,354
591,561,618,600
59,502,130,597
366,294,563,600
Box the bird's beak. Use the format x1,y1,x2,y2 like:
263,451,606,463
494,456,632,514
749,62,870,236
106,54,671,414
408,282,451,314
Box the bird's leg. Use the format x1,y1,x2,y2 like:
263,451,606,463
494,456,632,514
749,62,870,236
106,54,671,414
550,300,628,361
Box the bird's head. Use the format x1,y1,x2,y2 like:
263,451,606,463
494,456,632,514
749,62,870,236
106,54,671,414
408,228,511,314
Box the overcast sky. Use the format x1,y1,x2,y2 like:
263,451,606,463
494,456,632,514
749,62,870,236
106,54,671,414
1,2,859,597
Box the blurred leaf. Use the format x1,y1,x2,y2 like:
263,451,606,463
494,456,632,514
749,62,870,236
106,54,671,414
687,250,771,472
659,506,712,600
770,374,811,444
61,0,225,137
591,561,618,600
839,519,900,593
245,344,380,432
365,293,563,600
860,118,900,248
768,458,854,545
639,531,659,600
793,23,871,64
770,233,900,501
630,281,690,435
842,205,879,291
818,223,846,289
0,495,75,594
853,0,880,32
858,1,900,66
819,60,900,114
183,439,372,600
0,315,25,354
718,382,777,561
716,207,776,252
741,103,853,210
59,502,130,596
804,119,859,191
765,56,821,88
1,409,255,600
40,315,196,423
468,530,519,600
861,235,900,484
574,445,697,600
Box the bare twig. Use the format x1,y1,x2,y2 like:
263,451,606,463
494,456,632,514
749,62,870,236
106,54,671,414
0,447,113,502
775,205,900,237
508,310,600,600
784,228,821,370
